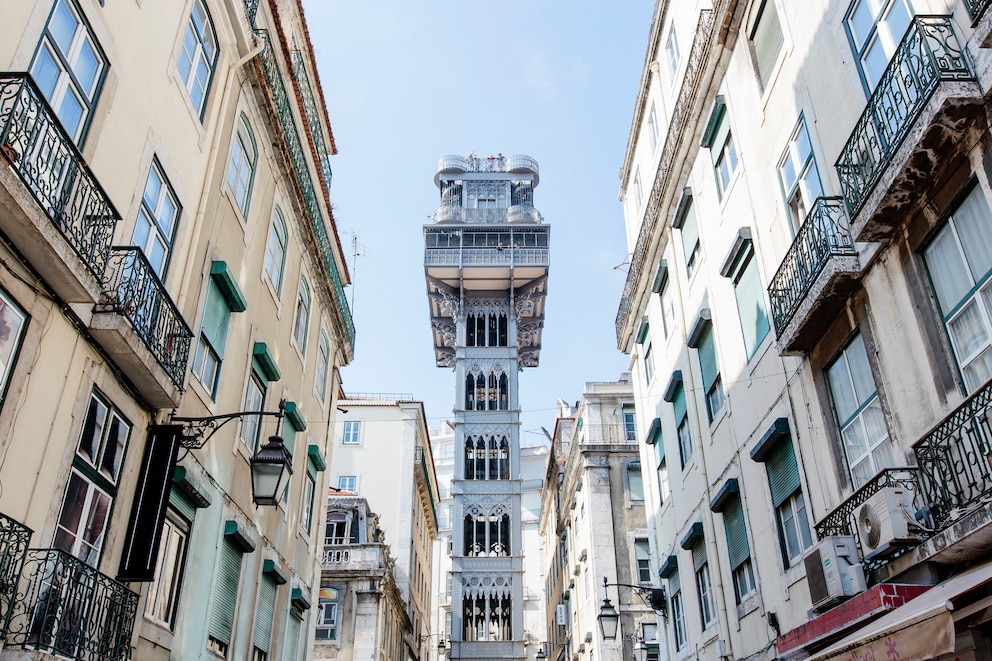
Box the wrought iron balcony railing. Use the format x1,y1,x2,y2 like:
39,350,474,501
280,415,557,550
431,206,544,225
0,512,31,640
964,0,992,22
241,4,355,351
292,48,333,189
768,197,857,336
914,377,992,532
574,424,638,446
100,247,193,388
0,73,118,278
814,468,919,539
5,548,138,661
835,16,973,218
424,247,549,267
616,9,716,347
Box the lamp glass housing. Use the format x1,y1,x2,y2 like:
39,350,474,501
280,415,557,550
598,597,620,640
251,434,293,505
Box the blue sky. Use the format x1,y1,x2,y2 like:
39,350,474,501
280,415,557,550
303,1,656,440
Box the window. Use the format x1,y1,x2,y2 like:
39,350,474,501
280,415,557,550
133,159,180,277
315,332,330,400
316,587,340,640
694,320,725,422
342,421,360,445
638,320,655,384
254,573,278,658
0,290,28,407
923,185,992,393
634,539,652,583
54,391,130,566
30,0,107,144
660,284,675,339
293,278,311,353
338,475,356,492
228,115,257,216
749,0,784,89
192,264,245,397
711,113,738,199
240,368,266,452
693,544,716,629
208,536,244,655
302,469,316,534
665,25,681,81
721,497,756,603
778,118,824,231
826,333,893,486
658,458,670,505
631,168,643,212
845,0,912,92
647,103,659,151
727,242,770,360
757,435,813,566
264,207,288,294
144,509,189,628
778,490,813,565
669,573,687,650
627,463,644,502
622,405,637,442
177,0,218,117
672,383,693,469
677,198,701,277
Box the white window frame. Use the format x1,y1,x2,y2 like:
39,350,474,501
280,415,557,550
845,0,913,93
177,0,218,117
133,158,180,277
144,509,189,628
777,489,813,565
337,475,357,492
292,277,312,353
227,114,257,216
342,421,361,445
778,117,824,232
264,206,288,294
665,25,681,82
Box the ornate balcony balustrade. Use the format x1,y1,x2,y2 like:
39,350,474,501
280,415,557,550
914,378,992,533
241,4,354,352
292,49,333,189
424,247,549,267
321,544,387,572
433,154,539,179
5,548,138,661
0,512,31,639
575,424,637,446
964,0,992,22
99,247,192,388
432,206,544,225
616,9,716,347
815,468,919,540
768,197,857,336
835,16,973,220
0,74,117,279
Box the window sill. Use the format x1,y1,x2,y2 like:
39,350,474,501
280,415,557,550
736,592,760,621
783,557,807,594
221,185,251,240
261,272,284,317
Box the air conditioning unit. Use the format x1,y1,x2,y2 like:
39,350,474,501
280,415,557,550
804,536,866,610
855,486,920,560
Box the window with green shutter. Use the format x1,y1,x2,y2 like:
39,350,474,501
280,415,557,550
749,0,784,89
766,439,800,508
284,610,302,660
253,575,277,654
695,323,725,421
627,463,644,502
726,242,770,360
208,538,243,654
193,279,232,396
723,497,756,603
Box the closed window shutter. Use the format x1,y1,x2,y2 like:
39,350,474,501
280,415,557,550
169,488,196,523
673,385,687,424
692,542,707,571
751,0,784,86
723,497,750,570
209,538,242,645
285,613,302,660
681,209,699,263
668,566,681,595
254,576,277,652
201,280,232,356
698,325,719,390
628,465,644,500
766,439,801,507
282,425,296,456
734,251,770,359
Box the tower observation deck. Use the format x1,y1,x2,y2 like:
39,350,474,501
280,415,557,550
424,153,549,660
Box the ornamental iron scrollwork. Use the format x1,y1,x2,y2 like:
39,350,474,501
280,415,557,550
814,468,919,539
0,512,31,640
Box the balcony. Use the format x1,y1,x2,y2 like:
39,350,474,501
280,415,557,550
0,73,117,304
965,0,992,23
835,16,982,242
4,548,138,661
574,424,637,446
321,543,388,572
425,247,550,268
89,247,192,408
768,197,862,355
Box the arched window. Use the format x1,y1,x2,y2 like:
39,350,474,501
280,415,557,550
474,437,486,480
464,438,477,480
315,332,330,400
464,374,475,410
486,436,499,478
488,373,498,410
487,314,498,347
325,511,349,546
466,314,477,346
227,114,257,216
178,0,218,117
264,206,288,293
498,373,509,410
498,314,508,346
463,596,511,641
498,437,510,479
475,374,486,411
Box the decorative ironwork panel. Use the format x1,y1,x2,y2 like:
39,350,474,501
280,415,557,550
241,4,355,350
100,247,193,388
6,548,139,661
914,379,992,531
835,16,973,218
292,49,333,188
767,197,856,335
814,468,919,539
616,9,716,346
576,424,636,446
0,512,31,639
0,74,118,278
964,0,992,22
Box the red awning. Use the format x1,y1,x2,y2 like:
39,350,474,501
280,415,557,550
806,561,992,661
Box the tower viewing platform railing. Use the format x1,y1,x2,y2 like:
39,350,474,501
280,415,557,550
425,247,549,267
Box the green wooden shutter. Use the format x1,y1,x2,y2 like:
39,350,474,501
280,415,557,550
751,0,784,86
698,325,719,390
681,207,699,264
628,464,644,501
169,488,196,523
285,612,302,660
282,425,296,457
668,567,681,596
692,542,707,571
200,280,232,356
209,538,242,645
254,575,277,652
673,385,687,424
766,439,801,507
723,497,750,570
735,251,770,359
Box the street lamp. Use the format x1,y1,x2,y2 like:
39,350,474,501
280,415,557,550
172,399,293,506
632,639,648,661
597,595,620,640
